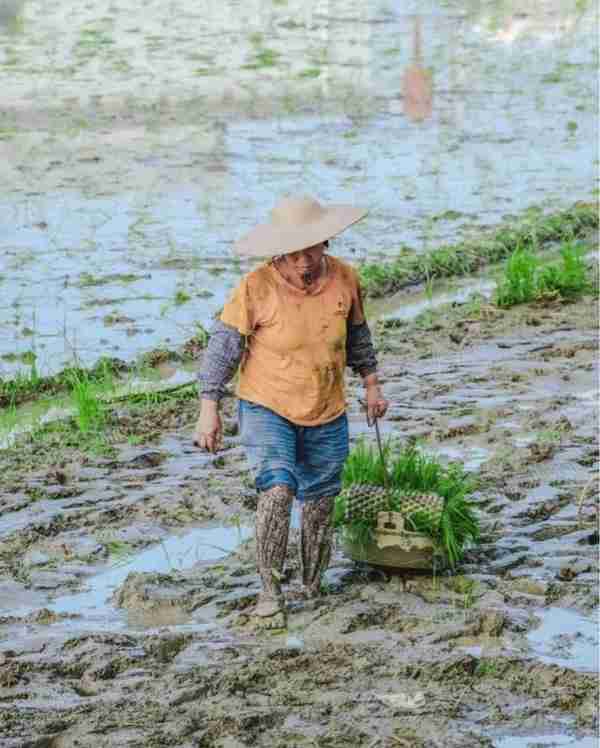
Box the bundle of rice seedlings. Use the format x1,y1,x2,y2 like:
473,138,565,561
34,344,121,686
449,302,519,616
335,439,480,567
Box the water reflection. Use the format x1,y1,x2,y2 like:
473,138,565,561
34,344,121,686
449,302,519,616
402,16,433,122
0,0,24,32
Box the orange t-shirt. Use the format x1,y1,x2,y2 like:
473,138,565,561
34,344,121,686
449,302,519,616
219,255,366,426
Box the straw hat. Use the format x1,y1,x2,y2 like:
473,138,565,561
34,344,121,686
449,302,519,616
233,195,368,257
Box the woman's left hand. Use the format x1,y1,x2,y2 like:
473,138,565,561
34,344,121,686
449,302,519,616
365,383,389,426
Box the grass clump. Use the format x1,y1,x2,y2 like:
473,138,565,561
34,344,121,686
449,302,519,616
496,240,591,307
68,370,107,434
358,202,598,298
335,440,480,567
174,288,191,305
242,48,280,70
537,242,591,298
0,357,126,409
495,244,538,306
104,539,136,563
298,67,321,79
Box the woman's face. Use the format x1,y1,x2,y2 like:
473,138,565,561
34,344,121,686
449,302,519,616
284,242,326,275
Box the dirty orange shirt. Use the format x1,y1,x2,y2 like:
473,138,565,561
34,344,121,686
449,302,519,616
219,255,366,426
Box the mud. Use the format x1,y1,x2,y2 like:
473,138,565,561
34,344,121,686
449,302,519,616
1,284,598,747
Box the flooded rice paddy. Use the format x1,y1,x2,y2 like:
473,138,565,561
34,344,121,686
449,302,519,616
0,0,598,376
0,0,599,746
1,286,598,746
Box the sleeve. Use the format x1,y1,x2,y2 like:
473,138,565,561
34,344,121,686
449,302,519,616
197,319,245,401
346,320,378,378
349,267,367,325
219,276,256,336
346,266,377,377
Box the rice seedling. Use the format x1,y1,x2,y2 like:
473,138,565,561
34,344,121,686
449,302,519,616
335,439,480,567
536,241,590,298
298,68,321,79
174,288,191,305
69,376,104,433
358,202,597,298
0,356,124,409
495,244,538,307
0,400,18,436
496,240,591,307
0,363,41,406
67,366,112,434
242,48,280,70
103,539,136,564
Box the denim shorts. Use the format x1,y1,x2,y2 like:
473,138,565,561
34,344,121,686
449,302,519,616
238,399,349,502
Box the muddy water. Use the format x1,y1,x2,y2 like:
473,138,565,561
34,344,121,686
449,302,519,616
50,524,253,625
1,0,597,376
528,607,599,673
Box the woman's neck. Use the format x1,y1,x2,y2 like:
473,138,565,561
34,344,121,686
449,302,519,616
274,255,327,292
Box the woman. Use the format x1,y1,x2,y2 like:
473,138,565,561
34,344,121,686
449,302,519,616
194,196,388,627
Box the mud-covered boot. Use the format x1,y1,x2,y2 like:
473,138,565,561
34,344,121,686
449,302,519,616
253,484,294,628
300,494,336,600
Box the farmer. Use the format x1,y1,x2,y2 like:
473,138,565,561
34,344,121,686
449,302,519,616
194,195,388,626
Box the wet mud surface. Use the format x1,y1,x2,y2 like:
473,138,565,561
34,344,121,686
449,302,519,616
1,291,598,747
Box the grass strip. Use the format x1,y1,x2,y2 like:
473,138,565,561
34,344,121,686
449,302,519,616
0,357,126,410
358,202,598,298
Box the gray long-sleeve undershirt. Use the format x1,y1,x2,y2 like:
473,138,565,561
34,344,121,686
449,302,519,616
198,319,378,401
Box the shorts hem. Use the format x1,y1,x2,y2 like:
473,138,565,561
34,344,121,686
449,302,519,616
255,468,298,495
297,481,342,503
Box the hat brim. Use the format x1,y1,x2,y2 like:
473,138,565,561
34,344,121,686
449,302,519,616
232,204,368,257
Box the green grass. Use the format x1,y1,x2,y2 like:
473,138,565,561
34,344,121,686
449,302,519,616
0,357,125,409
0,362,41,407
475,660,502,677
24,418,116,458
174,289,191,305
537,242,591,298
298,67,321,79
358,202,598,298
191,323,209,348
0,401,18,436
68,370,107,434
495,243,537,306
335,440,480,567
76,272,143,287
496,240,591,307
242,48,280,70
103,539,136,563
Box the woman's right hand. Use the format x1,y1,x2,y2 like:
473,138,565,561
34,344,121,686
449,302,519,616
193,399,223,453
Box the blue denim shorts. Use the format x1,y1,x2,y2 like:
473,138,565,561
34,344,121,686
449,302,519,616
238,399,349,502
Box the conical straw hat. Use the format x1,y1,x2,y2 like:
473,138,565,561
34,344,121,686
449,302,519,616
233,195,368,257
